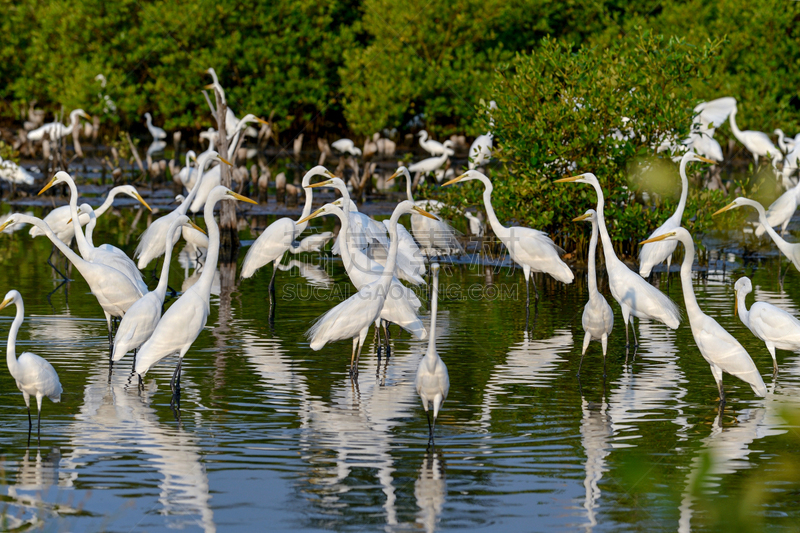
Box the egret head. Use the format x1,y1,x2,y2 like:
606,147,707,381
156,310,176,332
186,150,197,164
639,227,691,245
387,166,411,183
207,186,257,206
175,194,186,204
0,290,21,312
301,166,336,187
37,171,73,195
305,176,347,194
78,203,95,218
144,112,152,120
0,215,19,233
553,172,599,187
712,197,761,217
572,209,596,224
734,276,752,295
394,200,438,220
71,109,92,122
111,185,152,212
443,169,488,186
681,151,716,165
174,214,207,236
417,130,426,138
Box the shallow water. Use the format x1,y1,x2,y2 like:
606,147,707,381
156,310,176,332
1,209,800,532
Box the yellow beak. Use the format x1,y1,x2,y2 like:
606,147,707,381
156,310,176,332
38,176,58,195
189,220,207,235
412,206,439,220
387,169,403,183
134,193,152,212
256,117,270,125
297,207,325,225
572,213,591,222
712,202,737,217
554,175,583,183
734,289,738,316
226,191,258,204
307,179,334,189
697,156,715,164
217,156,233,166
204,83,215,90
0,297,12,312
442,173,468,187
639,232,675,245
0,220,12,233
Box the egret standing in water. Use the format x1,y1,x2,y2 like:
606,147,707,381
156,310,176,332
555,173,680,347
640,229,766,402
733,276,800,375
573,210,613,375
415,263,449,444
639,152,715,277
135,187,256,400
1,291,62,442
445,170,574,319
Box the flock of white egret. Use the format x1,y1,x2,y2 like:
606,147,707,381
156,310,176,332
3,92,800,449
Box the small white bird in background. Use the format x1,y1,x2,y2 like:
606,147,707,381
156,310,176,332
0,155,35,186
448,170,574,316
640,229,766,402
418,130,447,156
573,210,613,375
0,290,63,441
144,113,167,141
468,100,497,170
415,263,449,444
754,179,800,237
409,141,454,181
729,105,780,167
639,151,714,277
463,211,484,237
680,97,737,162
27,109,92,142
734,276,800,375
774,129,797,154
331,138,362,157
288,232,335,254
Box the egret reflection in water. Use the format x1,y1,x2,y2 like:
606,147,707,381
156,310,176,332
415,448,447,533
579,394,611,531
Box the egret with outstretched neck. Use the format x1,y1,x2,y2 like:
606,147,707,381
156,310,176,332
415,263,449,444
573,210,613,375
639,152,714,277
640,229,766,402
555,173,680,347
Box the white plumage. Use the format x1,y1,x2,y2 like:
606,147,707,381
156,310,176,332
415,263,449,443
641,229,766,400
754,180,800,237
289,231,334,254
729,106,780,166
1,290,62,438
417,130,447,156
0,156,35,186
639,152,713,277
27,109,90,142
331,138,362,157
556,173,679,346
574,210,614,374
144,112,167,140
734,276,800,374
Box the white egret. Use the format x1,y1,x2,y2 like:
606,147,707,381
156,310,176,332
175,151,198,188
555,172,680,346
113,216,204,366
240,166,335,292
27,109,91,142
729,106,780,166
417,131,446,156
408,141,454,180
331,138,362,157
734,276,800,374
188,114,268,214
135,186,257,395
289,232,335,254
447,170,574,315
573,210,614,375
0,155,35,186
30,184,151,245
713,197,800,272
640,229,766,401
388,167,463,256
639,152,715,277
39,172,149,294
1,214,143,351
144,113,167,141
754,180,800,237
305,201,437,376
0,290,62,440
468,133,493,170
681,97,736,162
307,177,424,285
775,129,797,154
135,151,229,268
173,195,210,249
415,263,449,444
298,200,427,349
205,67,239,137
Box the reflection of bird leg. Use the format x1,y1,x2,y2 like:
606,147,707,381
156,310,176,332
383,321,391,359
46,279,67,312
47,244,68,281
717,378,726,405
37,408,42,443
132,349,137,371
426,409,433,442
374,322,382,364
268,290,276,328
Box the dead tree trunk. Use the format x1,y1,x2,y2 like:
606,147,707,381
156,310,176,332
213,89,239,262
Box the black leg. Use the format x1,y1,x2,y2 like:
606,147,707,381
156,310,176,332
525,277,530,329
382,321,391,359
170,359,183,395
426,409,433,442
47,244,68,281
38,409,41,440
375,323,382,365
578,352,586,377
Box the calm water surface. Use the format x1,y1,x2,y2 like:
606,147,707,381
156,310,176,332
1,209,800,532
